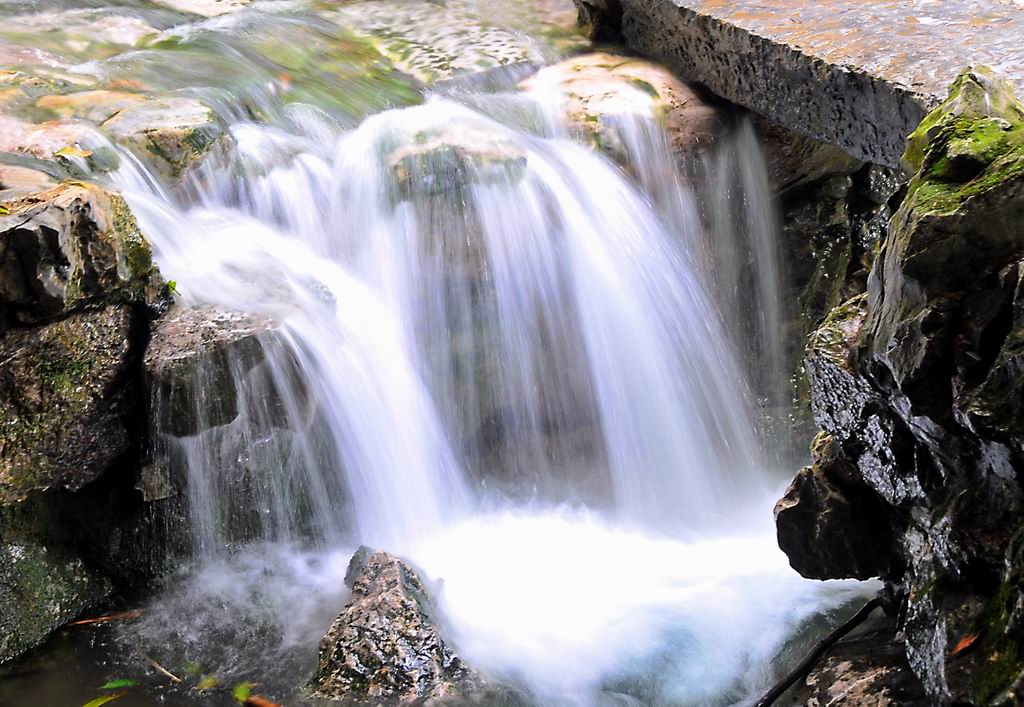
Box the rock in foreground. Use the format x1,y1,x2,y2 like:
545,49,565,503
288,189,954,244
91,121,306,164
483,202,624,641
776,67,1024,703
308,547,485,703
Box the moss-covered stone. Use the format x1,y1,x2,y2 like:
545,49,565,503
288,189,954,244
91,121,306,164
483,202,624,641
0,181,162,324
0,306,141,504
0,540,110,664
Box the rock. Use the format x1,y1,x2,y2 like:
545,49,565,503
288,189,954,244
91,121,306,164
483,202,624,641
329,0,571,85
0,541,110,664
388,128,527,199
152,0,250,17
144,305,276,436
755,117,863,195
0,182,162,325
0,115,114,173
775,433,899,581
0,165,55,200
615,0,1024,168
101,97,224,181
788,612,926,705
776,67,1024,703
0,306,142,504
37,90,147,124
308,547,484,703
520,52,725,160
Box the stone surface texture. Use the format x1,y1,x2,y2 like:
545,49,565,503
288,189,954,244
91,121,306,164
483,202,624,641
308,547,484,703
776,68,1024,704
617,0,1024,167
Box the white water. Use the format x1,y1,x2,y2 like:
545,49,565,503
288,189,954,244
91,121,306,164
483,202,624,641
107,62,868,706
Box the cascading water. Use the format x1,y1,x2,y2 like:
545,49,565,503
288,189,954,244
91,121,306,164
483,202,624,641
0,1,872,704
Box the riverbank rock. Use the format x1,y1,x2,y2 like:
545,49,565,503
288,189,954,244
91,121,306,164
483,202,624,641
101,97,224,182
0,541,110,664
520,52,724,160
0,306,142,504
787,611,926,705
775,67,1024,703
0,181,161,324
308,547,484,703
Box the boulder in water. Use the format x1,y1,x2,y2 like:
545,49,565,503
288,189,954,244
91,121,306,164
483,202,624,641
144,304,278,436
519,52,725,161
101,97,224,181
307,547,485,703
37,90,148,125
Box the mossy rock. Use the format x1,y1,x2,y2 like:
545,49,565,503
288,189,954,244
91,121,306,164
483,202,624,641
0,306,141,504
0,181,163,323
0,540,110,663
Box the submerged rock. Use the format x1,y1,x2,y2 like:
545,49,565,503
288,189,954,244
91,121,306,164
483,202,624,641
520,52,724,161
776,67,1024,703
0,541,110,664
37,90,148,124
308,547,485,703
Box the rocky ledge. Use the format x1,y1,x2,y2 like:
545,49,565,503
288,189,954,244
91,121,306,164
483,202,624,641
776,66,1024,704
594,0,1024,168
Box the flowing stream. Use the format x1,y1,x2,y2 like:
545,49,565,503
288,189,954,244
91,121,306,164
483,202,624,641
0,1,871,705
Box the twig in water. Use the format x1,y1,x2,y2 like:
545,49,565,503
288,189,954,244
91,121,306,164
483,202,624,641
71,610,142,626
753,596,883,707
139,650,182,683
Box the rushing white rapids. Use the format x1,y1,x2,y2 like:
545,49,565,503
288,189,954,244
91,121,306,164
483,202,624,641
105,67,869,706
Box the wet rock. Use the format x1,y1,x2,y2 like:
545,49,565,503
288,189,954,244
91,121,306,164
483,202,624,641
37,90,148,124
0,165,55,200
152,0,251,17
308,547,484,702
775,433,899,581
0,541,110,664
0,115,114,173
330,0,580,85
616,0,1024,168
388,128,527,199
520,52,725,160
776,68,1024,703
101,97,224,182
0,182,161,325
755,117,863,195
144,304,276,436
0,306,142,504
788,612,926,705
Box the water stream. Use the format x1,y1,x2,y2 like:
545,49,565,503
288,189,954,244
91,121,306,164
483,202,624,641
0,1,871,705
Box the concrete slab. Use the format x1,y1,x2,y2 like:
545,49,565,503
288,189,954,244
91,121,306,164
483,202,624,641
619,0,1024,166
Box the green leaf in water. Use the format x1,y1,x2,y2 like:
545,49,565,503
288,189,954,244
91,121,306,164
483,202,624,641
197,675,219,691
82,693,127,707
184,660,202,676
232,682,253,703
100,679,137,690
0,205,9,215
166,280,178,296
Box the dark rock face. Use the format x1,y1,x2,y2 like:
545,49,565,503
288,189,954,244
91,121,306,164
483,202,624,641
0,305,140,503
0,180,176,663
776,68,1024,703
0,542,111,663
0,182,161,326
308,547,484,703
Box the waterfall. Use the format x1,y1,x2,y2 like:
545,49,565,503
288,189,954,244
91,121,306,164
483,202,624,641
82,25,871,706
